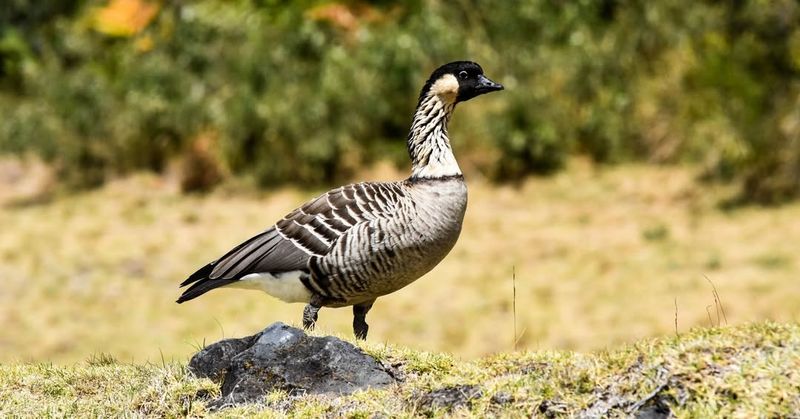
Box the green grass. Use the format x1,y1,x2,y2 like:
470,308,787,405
1,322,798,417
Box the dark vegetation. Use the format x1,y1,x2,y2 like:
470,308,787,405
1,0,799,202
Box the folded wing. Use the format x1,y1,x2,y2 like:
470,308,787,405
176,182,404,302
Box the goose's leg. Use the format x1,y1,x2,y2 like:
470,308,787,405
353,299,376,340
302,294,324,331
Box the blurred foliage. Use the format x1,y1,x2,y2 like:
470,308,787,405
0,0,798,202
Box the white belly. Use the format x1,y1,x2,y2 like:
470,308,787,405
229,271,311,303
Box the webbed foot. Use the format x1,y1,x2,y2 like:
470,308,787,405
352,299,376,340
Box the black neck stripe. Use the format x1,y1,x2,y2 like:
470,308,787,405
407,174,465,184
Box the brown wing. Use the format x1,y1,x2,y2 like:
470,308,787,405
176,182,404,302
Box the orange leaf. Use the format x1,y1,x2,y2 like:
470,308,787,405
93,0,160,37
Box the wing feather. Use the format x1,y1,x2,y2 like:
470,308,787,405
177,182,406,302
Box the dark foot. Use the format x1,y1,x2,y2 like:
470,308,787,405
352,300,375,340
353,317,368,340
303,294,325,331
303,304,320,330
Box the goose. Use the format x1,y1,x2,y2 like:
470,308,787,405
177,61,503,339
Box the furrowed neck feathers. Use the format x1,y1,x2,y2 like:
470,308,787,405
407,90,461,180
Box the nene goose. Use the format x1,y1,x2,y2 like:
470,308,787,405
177,61,503,339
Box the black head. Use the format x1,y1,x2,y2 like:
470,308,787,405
419,61,504,104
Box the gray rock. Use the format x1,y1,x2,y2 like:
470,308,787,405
415,384,483,412
188,334,258,383
538,399,569,418
490,391,515,405
188,322,396,407
635,401,671,419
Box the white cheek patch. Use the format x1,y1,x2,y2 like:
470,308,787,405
429,74,459,102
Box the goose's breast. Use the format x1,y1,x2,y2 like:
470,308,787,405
317,180,467,303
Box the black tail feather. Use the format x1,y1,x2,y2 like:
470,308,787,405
177,262,233,303
177,227,302,304
180,262,214,287
176,277,236,303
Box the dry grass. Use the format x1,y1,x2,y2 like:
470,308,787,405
2,322,799,417
2,160,800,363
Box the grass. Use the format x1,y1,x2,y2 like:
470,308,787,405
1,321,798,417
2,160,800,364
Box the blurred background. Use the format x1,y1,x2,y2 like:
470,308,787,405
1,0,799,363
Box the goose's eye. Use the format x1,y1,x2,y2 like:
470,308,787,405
458,71,469,80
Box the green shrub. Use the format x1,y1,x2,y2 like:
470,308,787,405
0,0,798,202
